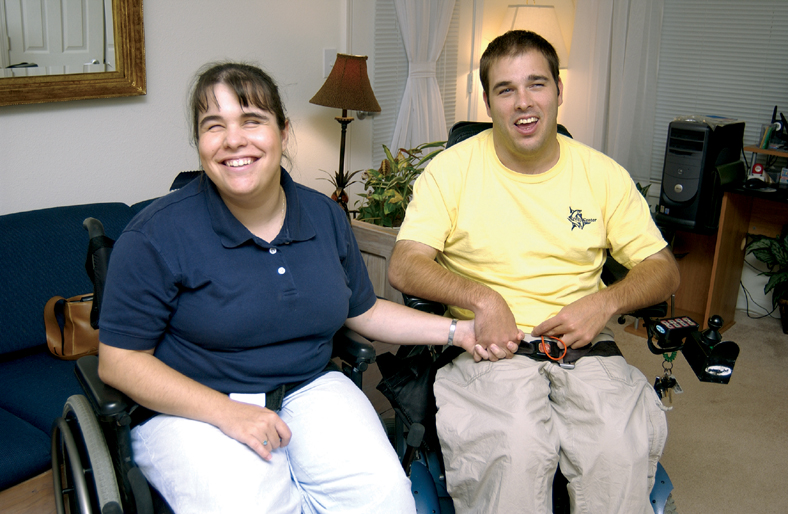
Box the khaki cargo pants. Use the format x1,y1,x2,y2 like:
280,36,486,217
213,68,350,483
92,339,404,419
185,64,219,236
434,344,668,514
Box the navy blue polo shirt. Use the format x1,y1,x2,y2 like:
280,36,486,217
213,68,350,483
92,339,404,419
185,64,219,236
99,169,376,394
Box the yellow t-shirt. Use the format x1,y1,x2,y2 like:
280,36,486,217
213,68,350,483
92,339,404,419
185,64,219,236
397,129,666,332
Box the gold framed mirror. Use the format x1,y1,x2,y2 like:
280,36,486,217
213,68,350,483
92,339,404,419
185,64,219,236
0,0,145,107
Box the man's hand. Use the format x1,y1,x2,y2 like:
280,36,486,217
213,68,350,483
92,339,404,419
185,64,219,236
470,291,522,361
389,240,521,361
531,293,613,349
449,318,522,362
218,401,292,462
532,248,680,348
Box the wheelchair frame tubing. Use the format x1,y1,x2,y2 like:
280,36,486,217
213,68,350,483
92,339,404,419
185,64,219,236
52,416,92,514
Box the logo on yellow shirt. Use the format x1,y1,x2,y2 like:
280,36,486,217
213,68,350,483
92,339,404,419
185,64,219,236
568,207,597,230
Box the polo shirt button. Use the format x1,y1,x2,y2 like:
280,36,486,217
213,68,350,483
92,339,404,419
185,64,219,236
278,267,286,275
269,248,277,254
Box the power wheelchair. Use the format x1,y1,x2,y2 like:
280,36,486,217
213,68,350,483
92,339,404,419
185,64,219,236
371,121,740,514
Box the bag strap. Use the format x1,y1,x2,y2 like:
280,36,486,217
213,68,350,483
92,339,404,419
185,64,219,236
44,296,66,357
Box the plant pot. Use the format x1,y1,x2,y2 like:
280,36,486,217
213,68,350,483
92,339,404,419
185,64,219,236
350,219,402,304
779,299,788,334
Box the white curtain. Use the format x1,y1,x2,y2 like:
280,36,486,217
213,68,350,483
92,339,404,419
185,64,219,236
390,0,456,151
560,0,663,184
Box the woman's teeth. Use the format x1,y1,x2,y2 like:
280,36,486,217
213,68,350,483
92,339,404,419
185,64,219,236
225,158,253,167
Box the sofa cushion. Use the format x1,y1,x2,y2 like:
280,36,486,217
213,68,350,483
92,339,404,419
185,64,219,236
0,203,135,355
0,407,50,490
0,347,82,434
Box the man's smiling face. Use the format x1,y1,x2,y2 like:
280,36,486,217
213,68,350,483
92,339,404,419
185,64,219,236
484,50,563,175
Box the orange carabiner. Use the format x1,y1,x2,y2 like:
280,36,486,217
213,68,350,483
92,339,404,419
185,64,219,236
539,336,567,361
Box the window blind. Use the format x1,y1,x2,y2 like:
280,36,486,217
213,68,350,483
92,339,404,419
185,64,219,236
649,0,788,185
372,0,460,166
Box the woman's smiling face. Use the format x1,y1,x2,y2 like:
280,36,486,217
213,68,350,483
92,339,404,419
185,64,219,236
198,83,288,207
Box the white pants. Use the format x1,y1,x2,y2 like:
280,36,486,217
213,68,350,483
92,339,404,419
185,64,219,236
131,372,416,514
434,352,668,514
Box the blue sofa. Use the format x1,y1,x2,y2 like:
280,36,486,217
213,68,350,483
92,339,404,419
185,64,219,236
0,200,151,492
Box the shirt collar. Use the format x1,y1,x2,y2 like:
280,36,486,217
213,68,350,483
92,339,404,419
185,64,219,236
206,167,316,249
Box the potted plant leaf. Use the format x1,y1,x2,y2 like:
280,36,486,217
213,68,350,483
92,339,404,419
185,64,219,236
745,225,788,333
355,141,446,228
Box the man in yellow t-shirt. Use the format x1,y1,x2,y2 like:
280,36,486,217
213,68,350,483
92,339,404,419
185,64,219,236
389,30,680,514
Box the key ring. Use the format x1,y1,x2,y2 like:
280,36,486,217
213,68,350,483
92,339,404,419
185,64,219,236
538,336,567,361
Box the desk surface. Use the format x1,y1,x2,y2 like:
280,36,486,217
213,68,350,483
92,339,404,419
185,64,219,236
724,183,788,204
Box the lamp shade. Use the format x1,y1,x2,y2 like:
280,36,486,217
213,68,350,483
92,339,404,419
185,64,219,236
500,5,569,68
309,53,381,113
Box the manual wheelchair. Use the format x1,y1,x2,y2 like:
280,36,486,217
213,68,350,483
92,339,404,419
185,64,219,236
50,178,381,514
50,225,378,514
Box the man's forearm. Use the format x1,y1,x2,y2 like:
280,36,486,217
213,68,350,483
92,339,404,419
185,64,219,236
389,240,521,354
388,240,500,313
600,247,680,316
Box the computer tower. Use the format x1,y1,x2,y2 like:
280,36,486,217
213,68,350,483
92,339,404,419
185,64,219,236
655,119,745,234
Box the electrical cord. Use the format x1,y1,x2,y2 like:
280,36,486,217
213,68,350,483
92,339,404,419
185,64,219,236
739,280,779,319
741,254,781,319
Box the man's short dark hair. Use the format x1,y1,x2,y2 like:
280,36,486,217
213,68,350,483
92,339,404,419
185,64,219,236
480,30,560,99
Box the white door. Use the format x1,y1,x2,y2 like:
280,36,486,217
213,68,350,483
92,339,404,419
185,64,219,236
4,0,105,76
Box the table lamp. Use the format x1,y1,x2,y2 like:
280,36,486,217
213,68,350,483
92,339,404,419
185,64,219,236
309,53,381,214
500,5,569,67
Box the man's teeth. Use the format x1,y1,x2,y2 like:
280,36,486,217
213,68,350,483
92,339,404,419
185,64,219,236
515,117,538,125
225,158,253,167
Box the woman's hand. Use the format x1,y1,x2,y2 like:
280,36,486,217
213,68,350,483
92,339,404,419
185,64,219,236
98,343,292,462
217,400,292,461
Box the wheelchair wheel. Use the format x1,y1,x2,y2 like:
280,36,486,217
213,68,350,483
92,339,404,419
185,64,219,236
52,394,122,514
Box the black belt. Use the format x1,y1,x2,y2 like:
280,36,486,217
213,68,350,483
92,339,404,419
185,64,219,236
515,339,621,365
264,361,338,411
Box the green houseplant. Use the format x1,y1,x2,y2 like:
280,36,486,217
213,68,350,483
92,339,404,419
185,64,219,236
355,141,446,228
746,225,788,333
319,168,364,216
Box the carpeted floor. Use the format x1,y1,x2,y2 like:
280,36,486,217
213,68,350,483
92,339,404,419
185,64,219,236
614,309,788,514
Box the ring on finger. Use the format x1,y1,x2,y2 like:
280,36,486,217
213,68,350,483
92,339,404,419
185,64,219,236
263,440,268,446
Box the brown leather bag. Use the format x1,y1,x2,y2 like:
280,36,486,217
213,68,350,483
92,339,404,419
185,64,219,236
44,294,99,360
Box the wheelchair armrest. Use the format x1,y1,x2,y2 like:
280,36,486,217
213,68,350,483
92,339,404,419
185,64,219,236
333,327,376,389
402,294,446,316
75,355,134,423
630,301,668,320
333,327,376,369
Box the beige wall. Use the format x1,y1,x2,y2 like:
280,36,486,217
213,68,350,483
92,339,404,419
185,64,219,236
0,0,378,215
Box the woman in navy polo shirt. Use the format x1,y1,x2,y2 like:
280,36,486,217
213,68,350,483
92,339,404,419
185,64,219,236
97,62,517,513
